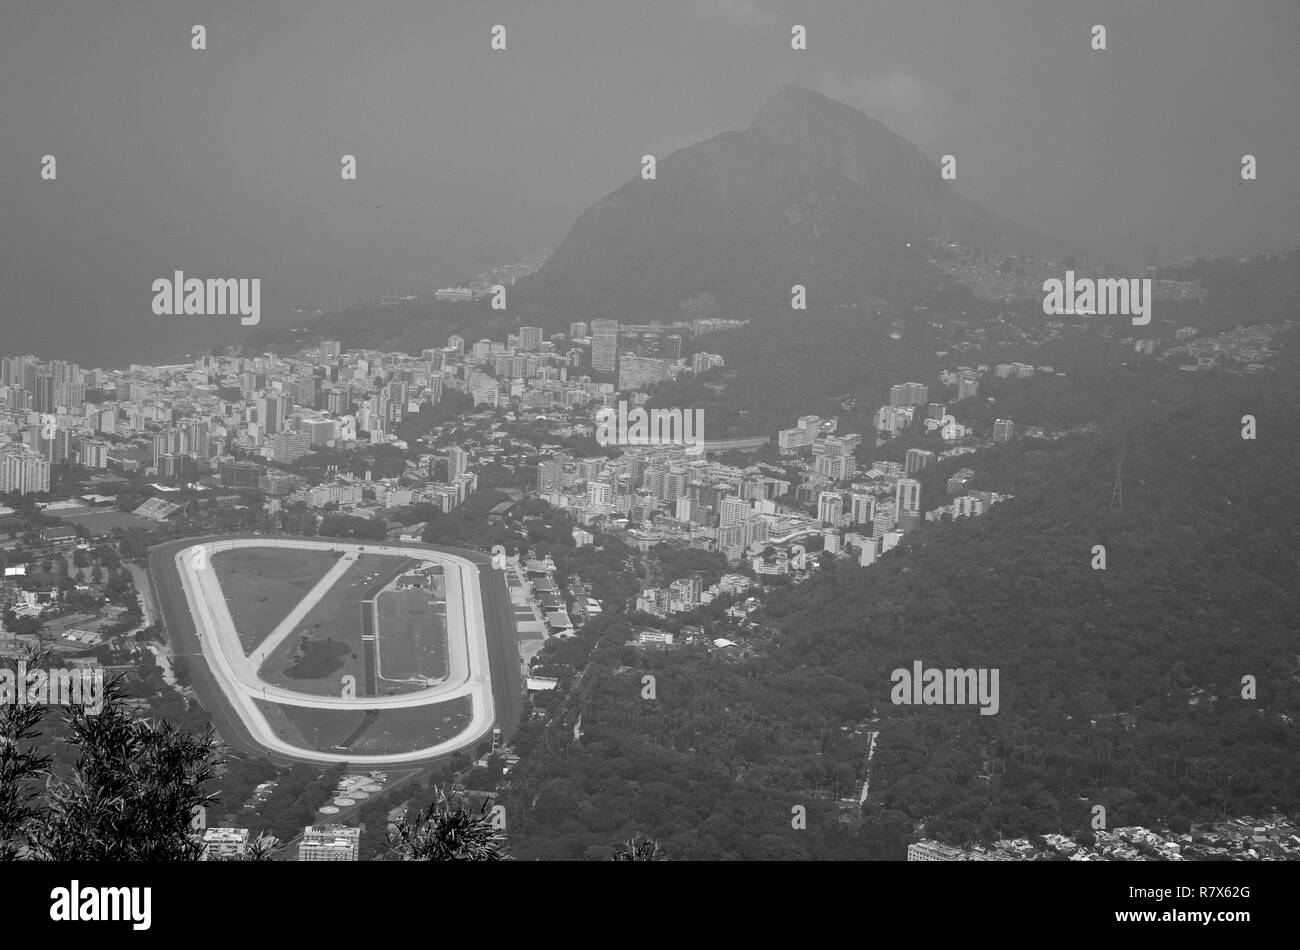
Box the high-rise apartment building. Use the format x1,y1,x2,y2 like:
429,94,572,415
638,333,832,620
271,431,311,464
817,491,844,525
56,382,85,410
537,459,563,492
326,389,351,415
591,319,619,374
691,352,724,375
31,373,55,413
896,478,922,514
814,454,856,480
518,326,544,351
587,480,612,507
872,504,897,537
821,433,861,457
78,438,111,470
51,360,80,388
220,460,266,489
889,382,929,408
904,448,935,475
447,446,470,482
719,495,751,527
0,445,51,495
850,492,876,525
257,394,290,435
302,418,337,447
617,356,671,391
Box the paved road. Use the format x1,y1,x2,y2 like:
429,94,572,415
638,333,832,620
128,559,182,687
125,562,158,630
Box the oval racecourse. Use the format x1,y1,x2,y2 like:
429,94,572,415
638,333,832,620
149,537,522,766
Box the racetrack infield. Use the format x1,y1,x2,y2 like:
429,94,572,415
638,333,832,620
253,695,474,756
211,545,343,655
375,587,450,684
257,553,411,697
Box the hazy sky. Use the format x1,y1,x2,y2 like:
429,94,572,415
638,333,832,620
2,0,1298,364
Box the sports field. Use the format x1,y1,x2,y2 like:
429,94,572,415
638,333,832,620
375,588,449,683
257,553,410,696
254,696,474,755
212,546,343,654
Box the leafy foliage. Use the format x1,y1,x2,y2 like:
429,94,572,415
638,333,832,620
386,786,507,861
1,672,221,861
610,833,666,861
0,680,50,860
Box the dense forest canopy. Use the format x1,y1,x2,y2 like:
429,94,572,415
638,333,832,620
502,305,1300,859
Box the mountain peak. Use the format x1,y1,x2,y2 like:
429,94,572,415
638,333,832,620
746,83,949,206
756,83,859,117
752,84,901,139
763,82,832,104
525,85,1077,319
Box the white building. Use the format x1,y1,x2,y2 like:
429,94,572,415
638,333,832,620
299,824,360,861
201,827,249,861
907,839,964,861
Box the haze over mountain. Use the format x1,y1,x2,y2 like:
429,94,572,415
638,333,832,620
521,85,1079,323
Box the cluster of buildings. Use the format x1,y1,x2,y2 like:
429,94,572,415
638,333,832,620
0,348,476,511
1159,321,1293,374
533,362,1027,574
927,240,1205,309
872,377,997,443
872,382,937,439
508,555,578,641
873,366,1047,442
815,364,1035,564
537,443,818,562
928,243,1101,304
199,823,360,861
0,314,738,510
909,813,1300,861
0,356,87,493
634,572,754,617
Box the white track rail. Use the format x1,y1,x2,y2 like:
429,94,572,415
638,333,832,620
174,539,495,765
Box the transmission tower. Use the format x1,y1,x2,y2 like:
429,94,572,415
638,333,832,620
1110,458,1123,513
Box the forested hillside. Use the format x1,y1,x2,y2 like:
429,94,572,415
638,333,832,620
505,328,1300,860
